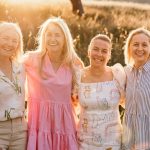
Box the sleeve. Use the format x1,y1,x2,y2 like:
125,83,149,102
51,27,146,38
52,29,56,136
22,52,40,72
111,63,126,107
22,52,34,101
22,52,33,69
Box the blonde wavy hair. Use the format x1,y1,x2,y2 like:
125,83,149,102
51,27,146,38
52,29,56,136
0,22,23,62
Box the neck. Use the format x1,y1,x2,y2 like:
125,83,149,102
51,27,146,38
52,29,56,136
48,52,62,63
0,55,11,64
89,65,107,76
134,60,148,69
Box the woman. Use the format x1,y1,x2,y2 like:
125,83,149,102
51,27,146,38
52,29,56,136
122,28,150,150
24,17,83,150
77,34,126,150
0,22,27,150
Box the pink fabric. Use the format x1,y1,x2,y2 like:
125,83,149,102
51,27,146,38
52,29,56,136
25,53,78,150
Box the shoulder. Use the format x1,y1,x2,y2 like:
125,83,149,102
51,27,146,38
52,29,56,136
111,63,126,78
124,65,132,72
81,67,89,76
73,57,84,70
13,60,24,72
23,51,41,67
12,60,26,81
111,63,126,88
75,67,87,84
79,67,90,82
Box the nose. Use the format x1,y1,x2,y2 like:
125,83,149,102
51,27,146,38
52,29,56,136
97,50,102,56
138,44,143,50
7,40,14,47
50,34,56,42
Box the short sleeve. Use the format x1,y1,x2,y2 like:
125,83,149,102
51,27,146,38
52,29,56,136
22,52,33,68
111,63,126,100
22,51,40,72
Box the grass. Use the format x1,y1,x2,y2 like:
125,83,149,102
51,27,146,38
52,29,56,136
0,0,150,66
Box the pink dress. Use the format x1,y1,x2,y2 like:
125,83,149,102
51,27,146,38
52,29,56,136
24,53,78,150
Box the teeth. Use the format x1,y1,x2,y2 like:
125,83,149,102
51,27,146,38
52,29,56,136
94,58,103,62
49,43,57,46
136,51,144,56
4,49,12,51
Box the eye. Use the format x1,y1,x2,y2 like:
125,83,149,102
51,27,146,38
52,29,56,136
55,33,61,37
2,37,8,40
46,32,52,37
92,48,99,52
142,43,148,47
101,49,108,54
133,43,139,47
12,39,18,44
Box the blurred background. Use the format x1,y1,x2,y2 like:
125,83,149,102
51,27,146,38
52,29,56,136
0,0,150,66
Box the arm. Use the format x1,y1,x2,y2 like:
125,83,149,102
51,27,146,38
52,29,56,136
111,63,126,108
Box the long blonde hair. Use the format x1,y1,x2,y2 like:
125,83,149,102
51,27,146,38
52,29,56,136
124,27,150,66
33,17,83,85
36,17,80,66
0,22,23,62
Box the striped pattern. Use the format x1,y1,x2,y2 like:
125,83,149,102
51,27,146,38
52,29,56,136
122,60,150,150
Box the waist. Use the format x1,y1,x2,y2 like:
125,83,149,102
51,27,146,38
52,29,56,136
0,117,27,130
0,116,25,122
0,109,25,121
80,110,120,123
28,97,72,104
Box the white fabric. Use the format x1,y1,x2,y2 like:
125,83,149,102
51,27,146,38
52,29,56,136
0,61,25,121
111,63,126,99
77,64,126,150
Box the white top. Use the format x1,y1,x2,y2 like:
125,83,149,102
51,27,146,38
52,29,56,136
77,81,122,150
77,64,126,150
0,61,25,121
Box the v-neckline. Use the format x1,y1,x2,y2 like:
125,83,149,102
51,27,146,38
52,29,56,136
0,61,14,83
45,54,62,76
50,61,62,74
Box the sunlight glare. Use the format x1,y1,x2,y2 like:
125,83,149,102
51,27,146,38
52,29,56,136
7,0,65,4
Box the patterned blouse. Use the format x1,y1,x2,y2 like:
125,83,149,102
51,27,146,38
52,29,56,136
0,61,25,121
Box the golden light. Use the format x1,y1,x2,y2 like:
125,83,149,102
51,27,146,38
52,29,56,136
7,0,66,4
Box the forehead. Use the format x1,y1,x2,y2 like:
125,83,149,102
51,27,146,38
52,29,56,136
131,33,150,43
91,39,110,48
0,28,19,39
46,23,64,33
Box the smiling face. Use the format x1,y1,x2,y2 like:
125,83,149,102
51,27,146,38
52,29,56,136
129,33,150,67
45,23,65,56
0,29,19,58
88,38,111,67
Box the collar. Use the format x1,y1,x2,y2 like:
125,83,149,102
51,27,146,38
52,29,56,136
130,60,150,72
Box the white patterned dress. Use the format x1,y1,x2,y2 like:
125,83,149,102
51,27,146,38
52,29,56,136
77,68,124,150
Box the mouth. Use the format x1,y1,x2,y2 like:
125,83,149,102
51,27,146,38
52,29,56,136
3,48,13,52
135,51,144,57
48,42,58,46
94,58,104,62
